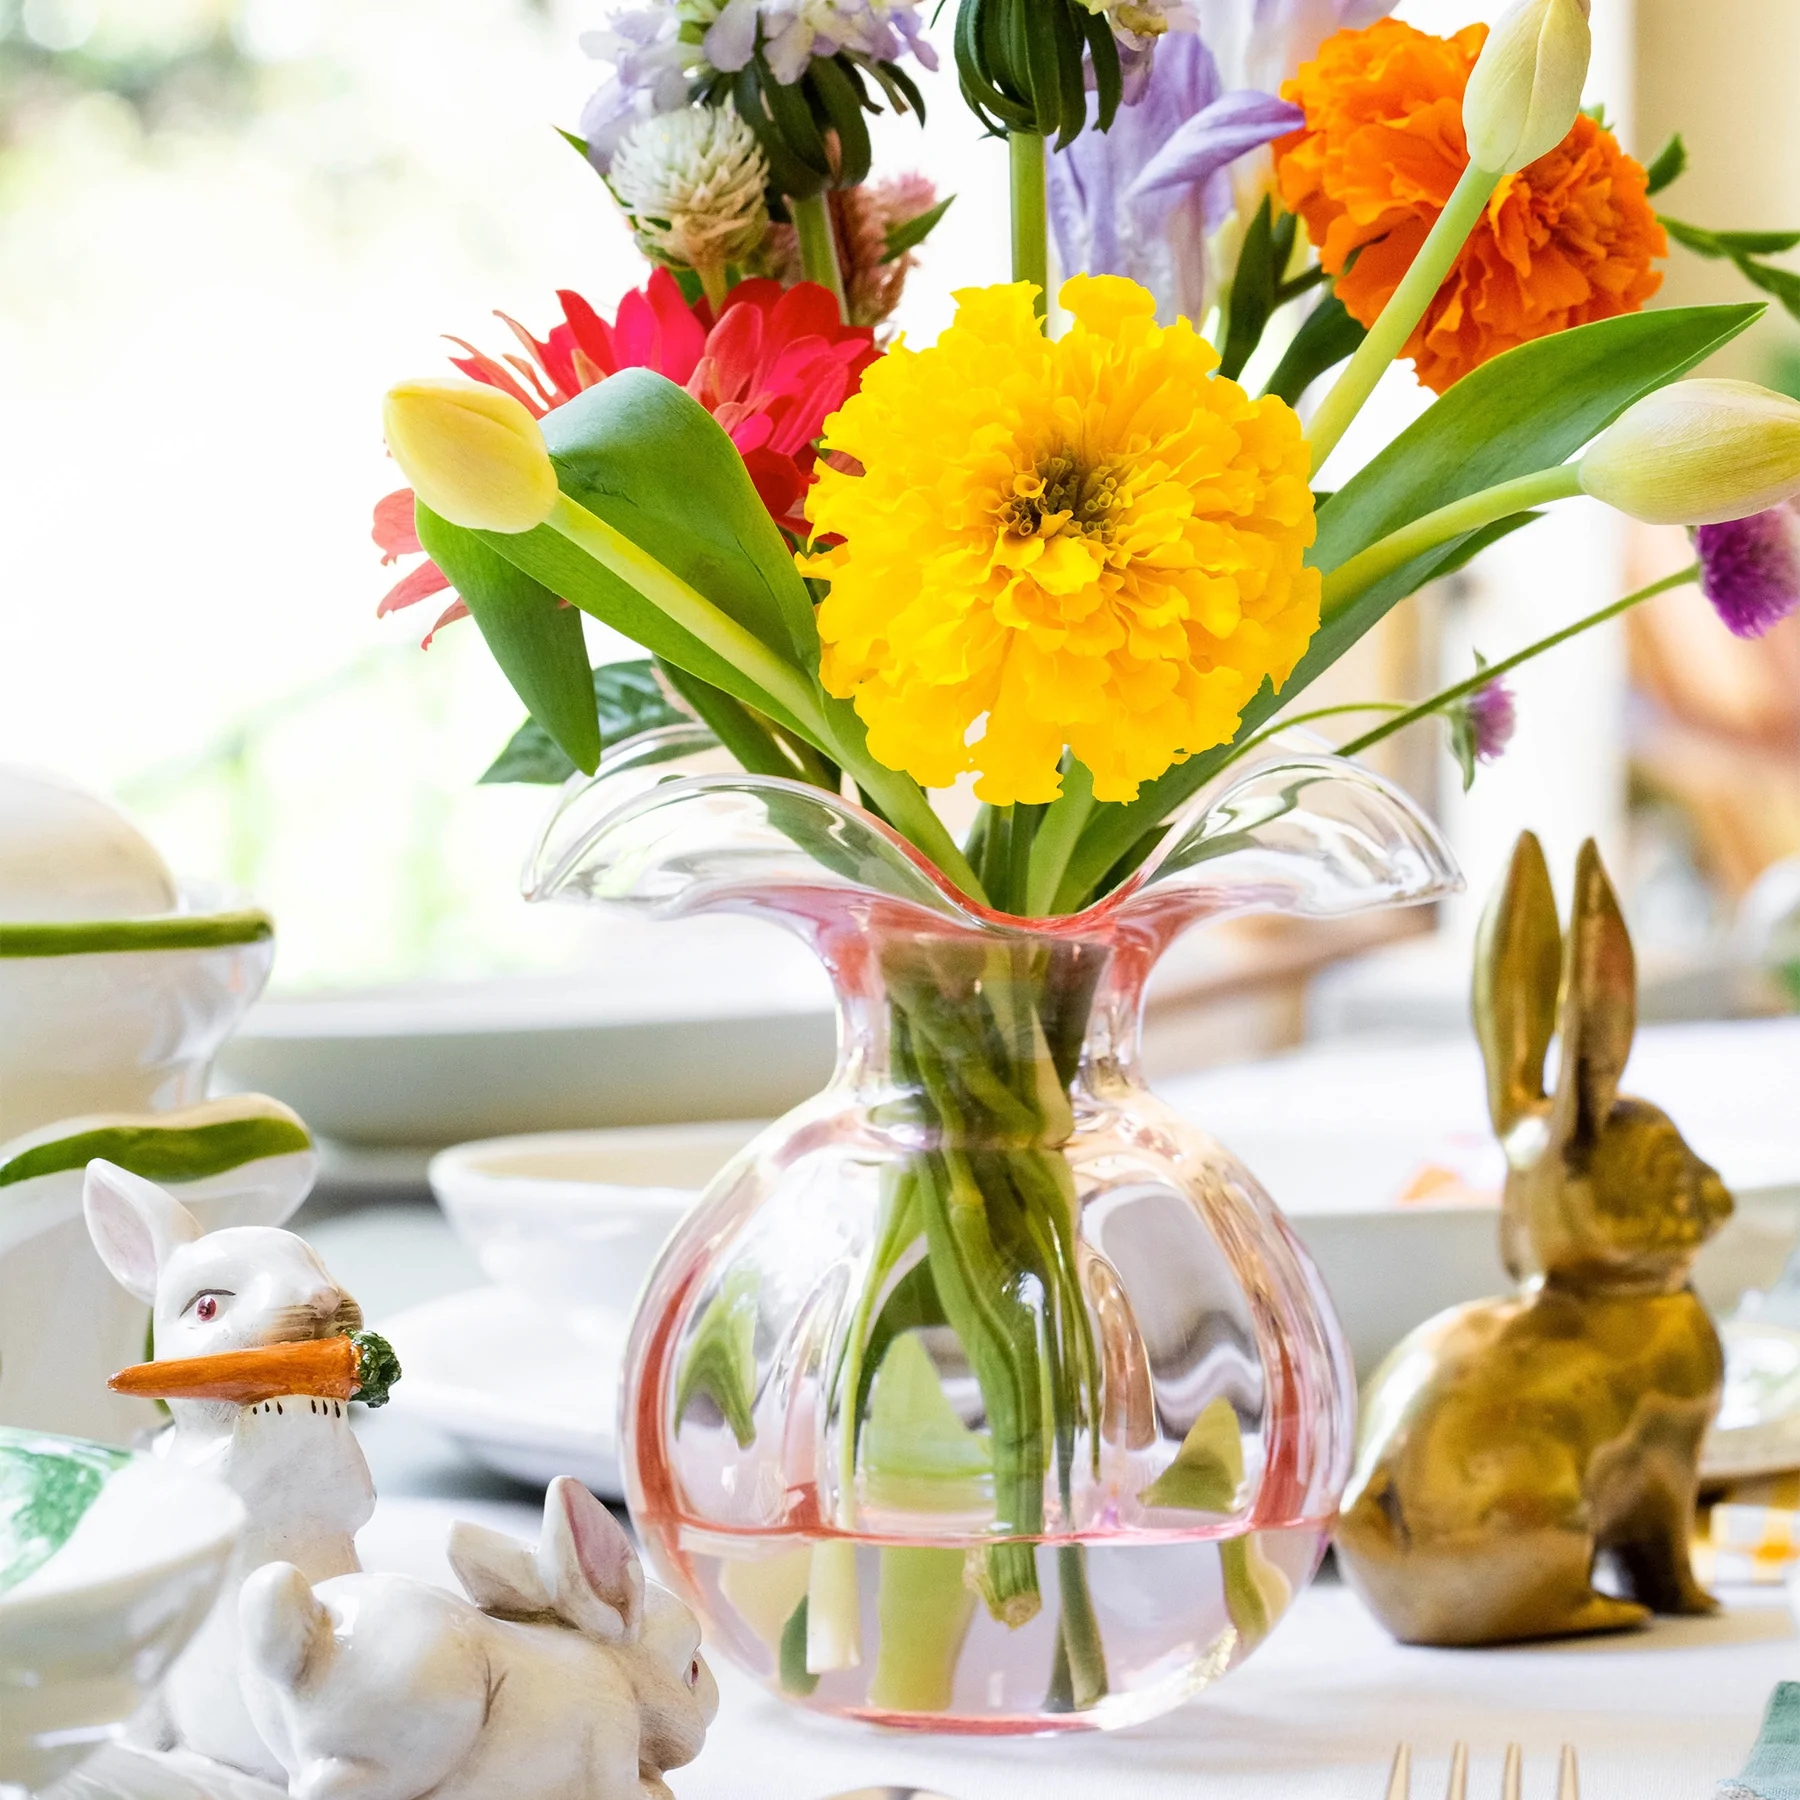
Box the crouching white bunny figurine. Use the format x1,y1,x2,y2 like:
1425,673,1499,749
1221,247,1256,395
80,1160,718,1800
241,1476,717,1800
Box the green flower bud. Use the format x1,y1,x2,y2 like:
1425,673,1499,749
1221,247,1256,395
1579,379,1800,527
1463,0,1592,175
954,0,1122,149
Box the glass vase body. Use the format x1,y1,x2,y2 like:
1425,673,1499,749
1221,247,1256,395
528,731,1458,1734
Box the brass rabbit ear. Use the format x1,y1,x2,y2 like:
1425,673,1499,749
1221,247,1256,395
1551,838,1637,1147
1472,831,1562,1135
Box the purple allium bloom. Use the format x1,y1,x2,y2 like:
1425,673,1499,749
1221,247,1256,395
1466,677,1516,763
1445,668,1515,789
1695,500,1800,639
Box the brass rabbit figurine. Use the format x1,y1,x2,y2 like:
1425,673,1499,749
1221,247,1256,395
1334,832,1733,1645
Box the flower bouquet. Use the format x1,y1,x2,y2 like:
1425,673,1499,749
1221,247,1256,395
377,0,1800,1734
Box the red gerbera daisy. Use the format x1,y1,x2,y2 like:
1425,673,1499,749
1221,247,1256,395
376,269,878,643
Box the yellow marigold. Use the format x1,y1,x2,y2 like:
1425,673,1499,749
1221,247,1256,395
802,275,1320,807
1274,18,1665,394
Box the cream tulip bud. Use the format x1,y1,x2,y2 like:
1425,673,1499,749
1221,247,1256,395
1579,379,1800,527
1462,0,1592,175
382,379,559,534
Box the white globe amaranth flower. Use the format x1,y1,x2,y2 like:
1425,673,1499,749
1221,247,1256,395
609,105,772,274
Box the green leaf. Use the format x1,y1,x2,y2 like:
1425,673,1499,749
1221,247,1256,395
810,55,873,186
1058,301,1764,908
345,1329,402,1409
1218,195,1279,383
778,1596,819,1695
861,1332,992,1513
1661,215,1800,259
480,659,691,785
734,63,827,197
1733,255,1800,325
882,194,954,263
1643,132,1686,195
1580,100,1610,130
1711,228,1800,256
555,124,589,159
473,369,821,740
654,658,797,779
674,1267,760,1448
1140,1397,1244,1512
415,503,602,775
1260,289,1366,406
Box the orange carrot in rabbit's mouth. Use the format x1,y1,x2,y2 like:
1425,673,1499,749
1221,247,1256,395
109,1329,400,1408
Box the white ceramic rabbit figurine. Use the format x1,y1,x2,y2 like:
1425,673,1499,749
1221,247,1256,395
239,1476,718,1800
83,1160,375,1783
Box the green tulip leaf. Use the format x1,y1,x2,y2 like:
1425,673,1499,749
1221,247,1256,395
414,502,602,776
1261,290,1367,407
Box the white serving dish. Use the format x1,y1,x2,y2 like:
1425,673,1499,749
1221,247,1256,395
381,1287,628,1496
214,917,838,1150
428,1121,760,1316
1165,1017,1800,1378
0,1429,243,1792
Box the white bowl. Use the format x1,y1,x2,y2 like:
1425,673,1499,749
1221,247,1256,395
428,1122,763,1317
0,1428,243,1791
0,879,276,1148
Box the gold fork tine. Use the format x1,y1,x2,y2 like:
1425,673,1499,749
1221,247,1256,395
1557,1745,1579,1800
1387,1743,1412,1800
1445,1742,1469,1800
1500,1744,1522,1800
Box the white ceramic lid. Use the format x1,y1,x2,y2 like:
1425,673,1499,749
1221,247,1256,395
0,765,176,923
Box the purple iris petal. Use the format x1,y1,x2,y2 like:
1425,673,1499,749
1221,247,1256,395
1127,89,1305,213
894,11,939,72
1696,501,1800,639
1047,32,1223,318
703,0,760,72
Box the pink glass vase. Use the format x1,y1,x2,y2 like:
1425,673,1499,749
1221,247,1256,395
527,730,1457,1733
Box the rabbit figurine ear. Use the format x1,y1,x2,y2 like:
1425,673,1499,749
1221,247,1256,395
536,1476,644,1645
1472,831,1562,1137
83,1158,202,1304
448,1520,555,1619
1550,838,1637,1149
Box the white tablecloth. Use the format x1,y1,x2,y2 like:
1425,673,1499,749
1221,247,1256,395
360,1496,1795,1800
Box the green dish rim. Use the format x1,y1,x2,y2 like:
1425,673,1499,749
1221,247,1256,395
0,1113,313,1190
0,909,273,958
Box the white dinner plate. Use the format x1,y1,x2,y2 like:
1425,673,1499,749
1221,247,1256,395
380,1288,627,1497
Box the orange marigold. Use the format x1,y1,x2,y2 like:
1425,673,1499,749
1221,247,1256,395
1273,18,1665,394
